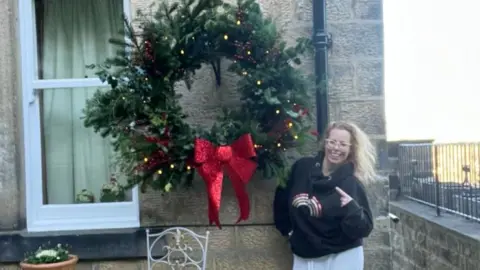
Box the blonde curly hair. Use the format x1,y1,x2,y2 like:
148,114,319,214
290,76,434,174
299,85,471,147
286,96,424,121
320,121,377,184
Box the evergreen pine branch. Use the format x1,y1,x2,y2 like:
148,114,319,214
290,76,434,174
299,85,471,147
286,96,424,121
82,0,314,192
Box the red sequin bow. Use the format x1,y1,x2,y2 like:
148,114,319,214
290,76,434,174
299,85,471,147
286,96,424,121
194,134,257,228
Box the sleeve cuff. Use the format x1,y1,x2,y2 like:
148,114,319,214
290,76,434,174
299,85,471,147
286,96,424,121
344,199,361,216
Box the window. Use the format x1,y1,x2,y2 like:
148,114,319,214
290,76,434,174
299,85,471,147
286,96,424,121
19,0,139,232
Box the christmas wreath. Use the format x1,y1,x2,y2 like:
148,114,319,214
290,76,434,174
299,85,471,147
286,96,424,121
83,0,315,226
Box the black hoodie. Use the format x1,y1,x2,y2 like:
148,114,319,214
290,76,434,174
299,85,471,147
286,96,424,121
273,153,373,258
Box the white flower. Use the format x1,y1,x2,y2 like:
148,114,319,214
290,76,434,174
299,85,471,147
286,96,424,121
35,249,58,258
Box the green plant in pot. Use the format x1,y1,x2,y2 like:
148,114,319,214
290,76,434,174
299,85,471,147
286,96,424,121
100,175,126,202
75,189,95,203
20,243,78,270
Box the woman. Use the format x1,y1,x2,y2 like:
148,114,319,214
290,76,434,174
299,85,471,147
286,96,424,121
273,121,376,270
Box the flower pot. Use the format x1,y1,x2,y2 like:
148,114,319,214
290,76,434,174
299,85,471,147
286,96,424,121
20,255,78,270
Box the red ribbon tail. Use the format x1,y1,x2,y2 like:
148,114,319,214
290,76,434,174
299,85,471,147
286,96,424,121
208,198,222,229
197,163,223,229
229,173,250,224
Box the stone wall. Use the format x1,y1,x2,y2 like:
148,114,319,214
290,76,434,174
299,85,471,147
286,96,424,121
0,0,21,231
326,0,388,169
136,0,389,269
390,200,480,270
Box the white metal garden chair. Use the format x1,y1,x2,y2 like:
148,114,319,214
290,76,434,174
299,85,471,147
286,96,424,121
146,227,210,270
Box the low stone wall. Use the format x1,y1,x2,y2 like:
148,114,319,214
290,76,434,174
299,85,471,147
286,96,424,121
390,200,480,270
0,177,390,270
1,222,390,270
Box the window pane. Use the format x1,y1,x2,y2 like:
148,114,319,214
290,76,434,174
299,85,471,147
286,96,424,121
35,0,124,80
40,87,132,204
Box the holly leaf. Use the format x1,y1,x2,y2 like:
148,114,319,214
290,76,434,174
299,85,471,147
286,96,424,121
263,88,281,105
164,182,173,192
285,110,300,118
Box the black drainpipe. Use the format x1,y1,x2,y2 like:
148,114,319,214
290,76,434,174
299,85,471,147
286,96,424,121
313,0,332,136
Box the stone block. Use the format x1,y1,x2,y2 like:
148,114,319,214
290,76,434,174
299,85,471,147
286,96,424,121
95,261,144,270
297,2,314,23
392,263,404,270
130,0,155,14
331,99,385,135
141,172,280,226
327,62,356,100
364,247,391,270
425,236,463,267
213,251,291,270
250,189,275,223
392,261,416,270
425,256,452,270
458,235,480,264
255,0,311,28
392,251,416,270
425,228,447,248
398,217,427,246
236,226,286,250
444,232,463,255
365,228,390,247
391,201,480,270
356,60,383,97
366,180,389,217
326,0,352,22
461,257,479,270
400,225,417,244
354,1,383,20
328,22,383,59
248,178,277,223
0,265,19,270
410,245,427,268
75,262,94,270
390,232,405,254
206,226,236,251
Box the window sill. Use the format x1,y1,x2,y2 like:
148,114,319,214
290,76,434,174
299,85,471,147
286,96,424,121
0,227,165,263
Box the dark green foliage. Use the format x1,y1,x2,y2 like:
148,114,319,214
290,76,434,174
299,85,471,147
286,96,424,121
83,0,315,192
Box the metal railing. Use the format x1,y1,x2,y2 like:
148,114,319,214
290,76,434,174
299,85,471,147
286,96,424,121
398,142,480,222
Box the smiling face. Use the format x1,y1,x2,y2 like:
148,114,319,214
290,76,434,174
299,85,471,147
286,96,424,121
324,128,352,165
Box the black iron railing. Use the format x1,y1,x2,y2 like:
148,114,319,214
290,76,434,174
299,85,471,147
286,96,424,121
398,143,480,222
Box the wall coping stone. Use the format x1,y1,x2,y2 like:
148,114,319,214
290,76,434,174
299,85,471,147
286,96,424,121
390,200,480,243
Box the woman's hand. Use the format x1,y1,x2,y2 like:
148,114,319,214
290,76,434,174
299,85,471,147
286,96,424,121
335,187,353,207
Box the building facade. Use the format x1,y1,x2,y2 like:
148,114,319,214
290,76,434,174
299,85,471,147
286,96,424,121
0,0,387,269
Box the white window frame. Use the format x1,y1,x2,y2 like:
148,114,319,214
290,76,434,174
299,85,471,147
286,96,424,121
19,0,140,232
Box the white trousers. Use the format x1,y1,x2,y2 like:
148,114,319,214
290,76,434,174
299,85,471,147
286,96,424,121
292,246,364,270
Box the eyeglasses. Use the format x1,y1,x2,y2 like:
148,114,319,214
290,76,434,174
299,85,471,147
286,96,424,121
325,139,351,149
